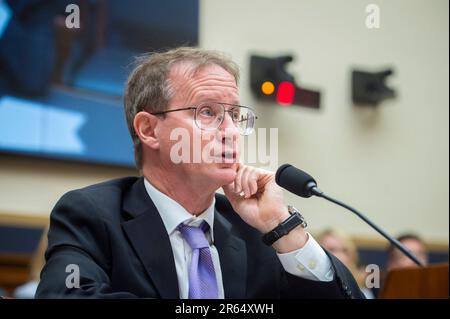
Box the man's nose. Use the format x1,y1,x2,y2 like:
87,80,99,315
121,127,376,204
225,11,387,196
217,112,240,143
218,112,239,136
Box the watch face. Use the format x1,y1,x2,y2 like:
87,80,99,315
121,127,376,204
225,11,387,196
287,205,295,214
287,206,307,228
262,206,307,246
288,205,299,214
284,213,303,229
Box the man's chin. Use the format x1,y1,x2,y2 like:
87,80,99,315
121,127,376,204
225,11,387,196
207,164,237,186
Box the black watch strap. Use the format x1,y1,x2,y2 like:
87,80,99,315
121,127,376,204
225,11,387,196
262,206,307,246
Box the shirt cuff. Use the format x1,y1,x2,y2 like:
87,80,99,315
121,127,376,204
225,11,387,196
277,232,334,282
0,1,12,38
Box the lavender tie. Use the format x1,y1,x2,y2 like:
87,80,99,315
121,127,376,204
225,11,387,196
178,221,219,299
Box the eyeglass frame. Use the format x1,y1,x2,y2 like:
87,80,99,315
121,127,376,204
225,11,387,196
147,102,258,135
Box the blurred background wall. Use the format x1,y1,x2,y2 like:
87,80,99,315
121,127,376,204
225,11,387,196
200,0,449,243
1,0,447,240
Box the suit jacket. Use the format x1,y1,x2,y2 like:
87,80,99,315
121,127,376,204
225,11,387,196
36,177,364,299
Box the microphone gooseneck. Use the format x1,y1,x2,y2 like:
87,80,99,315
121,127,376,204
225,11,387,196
275,164,424,267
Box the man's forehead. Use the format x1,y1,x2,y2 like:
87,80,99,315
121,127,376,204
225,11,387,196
167,62,239,105
168,61,236,83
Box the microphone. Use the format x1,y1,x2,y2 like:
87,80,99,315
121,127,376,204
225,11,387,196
275,164,424,267
275,164,321,198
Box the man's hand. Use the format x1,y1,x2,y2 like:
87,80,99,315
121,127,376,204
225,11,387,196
222,164,308,253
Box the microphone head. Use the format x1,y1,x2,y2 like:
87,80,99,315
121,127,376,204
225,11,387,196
275,164,317,198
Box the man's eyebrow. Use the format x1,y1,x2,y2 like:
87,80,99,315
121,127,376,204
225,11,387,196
222,102,242,108
198,99,241,106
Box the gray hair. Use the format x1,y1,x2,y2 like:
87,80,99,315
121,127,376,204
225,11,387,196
123,47,240,169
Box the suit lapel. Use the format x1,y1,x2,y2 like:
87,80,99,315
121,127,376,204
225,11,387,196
121,178,179,298
120,178,248,299
213,209,247,299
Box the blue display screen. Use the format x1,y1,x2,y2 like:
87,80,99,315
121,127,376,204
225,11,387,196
0,89,135,167
0,0,199,168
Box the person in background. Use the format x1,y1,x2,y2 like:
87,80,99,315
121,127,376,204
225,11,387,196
386,233,428,271
318,228,374,299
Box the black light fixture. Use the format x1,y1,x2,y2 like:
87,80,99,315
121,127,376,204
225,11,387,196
352,68,396,106
250,54,320,109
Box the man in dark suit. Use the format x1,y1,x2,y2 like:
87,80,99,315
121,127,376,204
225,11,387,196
36,47,364,299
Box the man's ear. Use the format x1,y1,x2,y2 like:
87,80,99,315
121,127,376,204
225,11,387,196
133,111,160,150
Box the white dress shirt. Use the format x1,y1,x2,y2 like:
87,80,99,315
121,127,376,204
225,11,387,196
144,178,334,299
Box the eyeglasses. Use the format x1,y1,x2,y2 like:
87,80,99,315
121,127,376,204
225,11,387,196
149,102,258,135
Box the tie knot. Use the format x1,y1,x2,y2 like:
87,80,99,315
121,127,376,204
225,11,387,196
178,221,210,249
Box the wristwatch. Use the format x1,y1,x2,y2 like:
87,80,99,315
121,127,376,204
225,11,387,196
262,205,307,246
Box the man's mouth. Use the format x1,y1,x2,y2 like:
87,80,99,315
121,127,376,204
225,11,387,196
220,150,237,163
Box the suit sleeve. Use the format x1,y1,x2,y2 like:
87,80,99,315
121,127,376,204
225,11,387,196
35,190,137,298
280,250,366,299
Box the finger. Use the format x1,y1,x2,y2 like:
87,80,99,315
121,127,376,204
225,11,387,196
232,162,242,173
234,164,245,193
222,182,237,199
240,166,252,198
255,168,275,189
222,182,245,207
248,170,258,197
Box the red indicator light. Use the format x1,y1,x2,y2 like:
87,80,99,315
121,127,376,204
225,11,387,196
276,81,295,105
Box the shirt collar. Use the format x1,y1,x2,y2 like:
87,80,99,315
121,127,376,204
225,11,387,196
143,178,216,240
